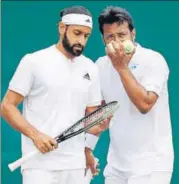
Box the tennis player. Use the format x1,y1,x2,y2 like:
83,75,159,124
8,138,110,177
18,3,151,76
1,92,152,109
1,6,109,184
94,6,174,184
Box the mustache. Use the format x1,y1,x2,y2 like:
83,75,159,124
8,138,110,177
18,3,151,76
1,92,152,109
73,44,84,49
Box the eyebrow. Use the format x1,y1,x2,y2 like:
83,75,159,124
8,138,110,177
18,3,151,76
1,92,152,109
73,29,91,35
117,32,127,35
73,29,81,33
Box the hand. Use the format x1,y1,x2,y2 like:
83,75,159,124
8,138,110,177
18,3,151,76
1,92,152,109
88,116,112,136
85,148,99,177
106,41,134,71
31,131,58,154
99,115,113,131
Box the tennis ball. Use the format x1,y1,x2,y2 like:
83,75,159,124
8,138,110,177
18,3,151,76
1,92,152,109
123,40,135,54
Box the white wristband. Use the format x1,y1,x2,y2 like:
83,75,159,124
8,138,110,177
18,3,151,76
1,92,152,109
85,133,99,150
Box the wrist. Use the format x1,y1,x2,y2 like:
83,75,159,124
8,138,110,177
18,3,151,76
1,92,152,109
87,127,102,136
117,66,129,73
85,147,93,153
91,130,101,137
27,127,40,140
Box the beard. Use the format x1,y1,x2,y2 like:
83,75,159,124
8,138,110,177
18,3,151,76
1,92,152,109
62,31,84,56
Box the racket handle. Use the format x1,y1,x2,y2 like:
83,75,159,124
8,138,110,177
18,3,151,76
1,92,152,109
8,150,39,172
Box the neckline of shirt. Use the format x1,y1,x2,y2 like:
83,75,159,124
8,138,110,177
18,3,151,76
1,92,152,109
51,44,77,64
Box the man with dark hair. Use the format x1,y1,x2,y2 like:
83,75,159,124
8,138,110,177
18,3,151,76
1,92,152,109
1,6,109,184
94,6,173,184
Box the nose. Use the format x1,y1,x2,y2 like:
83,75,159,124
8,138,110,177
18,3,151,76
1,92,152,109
78,35,86,46
113,34,120,42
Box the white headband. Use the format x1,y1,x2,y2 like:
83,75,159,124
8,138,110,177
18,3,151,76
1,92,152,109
62,13,93,28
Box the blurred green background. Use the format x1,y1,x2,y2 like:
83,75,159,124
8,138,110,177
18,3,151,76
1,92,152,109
1,1,179,184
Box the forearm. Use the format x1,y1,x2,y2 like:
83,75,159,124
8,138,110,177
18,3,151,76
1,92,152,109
1,103,39,139
118,67,154,113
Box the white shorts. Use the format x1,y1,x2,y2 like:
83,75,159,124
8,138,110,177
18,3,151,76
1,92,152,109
105,168,172,184
22,169,91,184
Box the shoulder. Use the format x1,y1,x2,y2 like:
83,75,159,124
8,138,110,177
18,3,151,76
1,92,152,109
19,45,55,69
96,55,111,66
138,45,168,68
95,55,112,75
25,45,54,60
134,45,169,74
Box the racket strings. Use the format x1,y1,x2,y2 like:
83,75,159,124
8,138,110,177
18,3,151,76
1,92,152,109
63,102,117,134
56,101,118,143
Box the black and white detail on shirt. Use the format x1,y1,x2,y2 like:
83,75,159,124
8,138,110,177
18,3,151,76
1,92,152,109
83,73,91,80
85,19,91,23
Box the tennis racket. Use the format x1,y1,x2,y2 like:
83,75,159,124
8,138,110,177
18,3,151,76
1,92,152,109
8,101,119,172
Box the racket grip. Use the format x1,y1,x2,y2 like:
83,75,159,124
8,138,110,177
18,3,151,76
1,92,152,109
8,150,39,172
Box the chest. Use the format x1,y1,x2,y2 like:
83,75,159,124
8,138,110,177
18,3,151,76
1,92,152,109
101,63,144,103
32,60,92,96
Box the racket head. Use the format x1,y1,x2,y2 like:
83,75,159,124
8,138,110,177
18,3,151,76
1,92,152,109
56,101,119,142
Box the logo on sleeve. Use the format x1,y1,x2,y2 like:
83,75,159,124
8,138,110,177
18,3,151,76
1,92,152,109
130,64,139,70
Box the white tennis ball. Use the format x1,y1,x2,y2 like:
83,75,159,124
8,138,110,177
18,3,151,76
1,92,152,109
123,40,135,54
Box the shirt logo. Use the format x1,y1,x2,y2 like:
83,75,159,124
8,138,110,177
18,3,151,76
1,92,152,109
85,19,91,23
130,64,139,70
83,73,90,80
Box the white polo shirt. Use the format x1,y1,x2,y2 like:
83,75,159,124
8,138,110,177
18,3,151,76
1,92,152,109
9,45,102,171
96,44,174,174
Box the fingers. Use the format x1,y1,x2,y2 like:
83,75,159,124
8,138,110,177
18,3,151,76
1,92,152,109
107,40,133,56
42,138,58,153
38,144,49,154
88,116,113,134
49,138,58,149
98,115,113,132
106,45,115,59
87,164,98,176
93,169,100,176
100,119,108,126
109,41,126,56
99,122,109,131
106,41,115,54
45,141,54,151
112,41,120,51
90,165,96,175
108,115,113,120
106,41,126,65
87,162,100,177
100,117,112,126
33,133,59,154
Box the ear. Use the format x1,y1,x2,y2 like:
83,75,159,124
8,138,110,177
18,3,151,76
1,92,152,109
131,28,136,42
58,22,66,35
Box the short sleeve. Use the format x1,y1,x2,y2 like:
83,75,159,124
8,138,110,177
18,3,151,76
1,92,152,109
9,54,34,97
140,54,169,96
87,67,102,107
